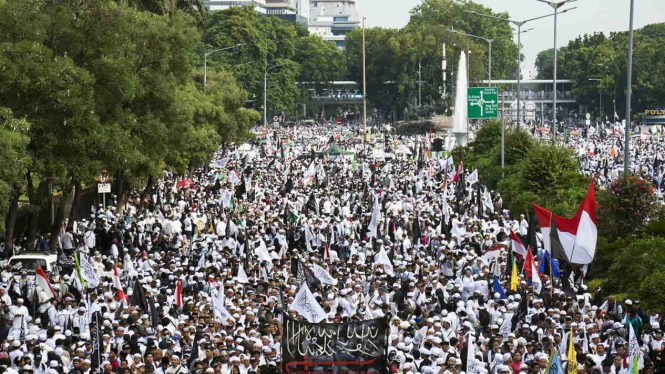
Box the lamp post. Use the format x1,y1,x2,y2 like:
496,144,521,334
624,0,635,176
589,78,602,122
264,58,281,126
204,43,246,90
465,9,573,125
536,0,579,141
445,28,535,88
362,17,367,141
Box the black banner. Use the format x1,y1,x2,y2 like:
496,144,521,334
282,316,389,374
90,311,103,371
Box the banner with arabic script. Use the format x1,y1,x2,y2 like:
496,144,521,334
282,316,389,374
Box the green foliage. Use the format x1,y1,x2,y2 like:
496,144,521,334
0,0,258,231
472,120,501,155
122,0,207,33
0,108,31,230
534,48,568,80
407,0,519,81
597,177,657,241
344,0,519,120
202,6,309,116
593,237,665,309
465,122,588,217
535,23,665,118
294,35,346,94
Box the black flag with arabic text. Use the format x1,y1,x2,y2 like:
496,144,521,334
282,316,389,374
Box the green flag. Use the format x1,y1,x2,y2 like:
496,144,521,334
229,195,235,212
352,155,357,171
74,252,86,285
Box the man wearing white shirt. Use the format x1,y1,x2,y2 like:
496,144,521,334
519,214,528,236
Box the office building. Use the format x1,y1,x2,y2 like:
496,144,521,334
203,0,268,13
308,0,360,49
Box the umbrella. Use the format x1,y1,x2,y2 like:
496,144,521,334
536,127,550,133
176,179,195,189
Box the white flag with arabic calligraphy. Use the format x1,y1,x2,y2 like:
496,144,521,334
290,284,326,323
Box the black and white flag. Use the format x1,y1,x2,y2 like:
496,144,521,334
290,284,326,323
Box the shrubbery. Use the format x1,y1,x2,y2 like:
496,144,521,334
466,122,665,308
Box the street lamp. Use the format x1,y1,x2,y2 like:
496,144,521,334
465,9,574,125
536,0,579,141
362,17,368,142
589,78,602,122
445,28,535,87
264,61,282,126
624,0,635,176
204,43,246,90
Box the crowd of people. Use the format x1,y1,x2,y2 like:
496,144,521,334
0,122,663,374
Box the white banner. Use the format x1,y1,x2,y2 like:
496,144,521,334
236,264,249,284
368,192,379,238
376,248,395,276
212,287,234,326
78,254,100,288
467,169,478,185
290,284,326,323
312,263,337,285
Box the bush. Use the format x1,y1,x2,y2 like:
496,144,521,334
593,237,665,309
597,177,657,241
640,270,665,309
472,120,501,155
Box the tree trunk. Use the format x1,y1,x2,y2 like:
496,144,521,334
26,171,48,251
188,157,196,175
115,171,130,218
5,194,19,257
66,181,82,230
49,186,70,250
143,174,154,196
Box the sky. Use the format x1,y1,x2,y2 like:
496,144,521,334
357,0,665,78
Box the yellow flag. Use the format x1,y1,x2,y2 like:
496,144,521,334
567,330,577,374
510,256,518,291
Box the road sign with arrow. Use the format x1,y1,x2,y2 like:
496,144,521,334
468,87,498,119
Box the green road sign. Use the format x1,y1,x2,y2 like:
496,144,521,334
467,87,498,119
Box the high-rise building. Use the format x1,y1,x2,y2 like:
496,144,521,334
203,0,309,24
265,0,309,25
308,0,360,49
203,0,268,13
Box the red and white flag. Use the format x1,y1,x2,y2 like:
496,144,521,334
533,179,597,264
112,266,126,301
175,279,183,307
453,160,464,183
36,265,57,300
573,180,597,264
510,230,527,258
481,244,503,262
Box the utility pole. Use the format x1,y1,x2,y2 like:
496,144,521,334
419,53,422,108
466,8,575,127
204,43,245,90
263,55,281,126
624,0,635,176
363,17,367,139
535,0,579,140
442,43,447,114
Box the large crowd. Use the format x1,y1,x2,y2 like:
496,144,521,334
0,122,663,374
